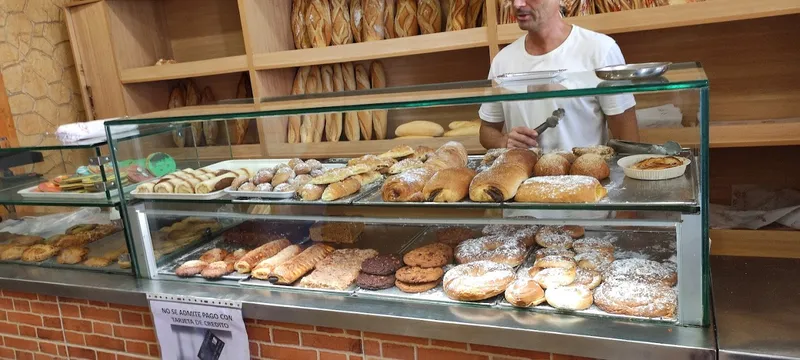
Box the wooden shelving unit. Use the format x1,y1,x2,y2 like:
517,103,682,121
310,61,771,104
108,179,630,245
120,55,249,84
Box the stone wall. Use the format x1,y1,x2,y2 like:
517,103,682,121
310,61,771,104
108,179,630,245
1,0,86,175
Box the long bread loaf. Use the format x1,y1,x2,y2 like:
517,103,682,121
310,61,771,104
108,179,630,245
234,239,291,274
362,0,385,41
396,0,419,37
342,62,360,140
330,0,353,45
288,67,310,143
417,0,441,34
354,64,372,139
469,148,538,202
292,0,312,48
306,0,333,47
370,61,388,140
446,0,468,30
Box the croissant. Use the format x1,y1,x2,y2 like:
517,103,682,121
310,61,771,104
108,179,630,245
306,0,333,47
234,238,291,273
423,167,476,202
395,0,419,37
269,244,334,284
468,149,538,202
321,177,361,201
330,0,353,45
381,167,437,202
417,0,441,34
447,0,468,31
292,0,311,49
362,0,385,41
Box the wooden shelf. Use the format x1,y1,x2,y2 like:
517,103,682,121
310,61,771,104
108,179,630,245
711,229,800,259
120,55,249,84
497,0,800,44
264,136,484,159
253,28,489,70
640,118,800,148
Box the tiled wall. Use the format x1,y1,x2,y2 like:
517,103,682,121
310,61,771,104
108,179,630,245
0,290,594,360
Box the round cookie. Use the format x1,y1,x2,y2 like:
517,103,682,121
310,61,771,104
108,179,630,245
361,254,404,276
403,243,453,268
395,266,444,284
357,273,396,290
395,279,439,293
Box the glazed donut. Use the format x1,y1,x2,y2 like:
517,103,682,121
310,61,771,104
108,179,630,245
545,285,593,310
533,255,577,270
504,278,545,308
573,268,602,290
535,227,573,249
559,225,585,239
443,261,515,301
175,260,208,277
455,236,527,267
535,247,575,260
528,266,576,289
573,237,614,254
604,259,677,287
594,280,677,318
574,251,614,272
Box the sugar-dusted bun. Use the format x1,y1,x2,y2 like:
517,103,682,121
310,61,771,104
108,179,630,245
535,247,575,260
603,259,677,287
545,285,593,310
570,153,610,180
574,250,615,272
533,255,577,270
533,153,570,176
560,225,585,239
504,278,545,308
549,150,576,164
515,175,607,203
573,268,602,290
594,280,677,318
573,237,614,254
454,236,527,267
528,266,576,289
534,226,574,249
443,261,515,301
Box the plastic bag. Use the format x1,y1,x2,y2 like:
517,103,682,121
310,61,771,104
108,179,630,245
0,208,111,238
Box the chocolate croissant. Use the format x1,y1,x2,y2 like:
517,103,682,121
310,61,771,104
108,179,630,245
423,167,477,202
381,167,436,202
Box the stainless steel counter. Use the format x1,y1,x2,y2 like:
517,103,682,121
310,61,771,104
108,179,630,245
713,256,800,360
0,263,715,360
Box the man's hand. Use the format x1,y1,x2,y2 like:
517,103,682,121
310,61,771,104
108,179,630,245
507,127,538,148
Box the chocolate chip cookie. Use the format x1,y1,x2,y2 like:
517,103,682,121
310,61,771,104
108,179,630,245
356,273,396,290
403,243,453,268
395,279,439,293
395,266,444,284
361,254,403,276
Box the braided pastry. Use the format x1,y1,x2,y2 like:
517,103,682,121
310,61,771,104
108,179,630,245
466,0,483,27
330,0,353,44
292,0,311,48
362,0,385,41
350,0,364,42
446,0,467,31
395,0,419,37
416,0,441,34
305,0,333,47
384,0,396,38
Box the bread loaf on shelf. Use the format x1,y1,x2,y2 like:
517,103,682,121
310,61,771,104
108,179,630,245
306,0,333,47
168,86,186,147
342,62,360,140
384,0,397,38
288,67,310,144
326,63,346,142
362,0,385,41
395,120,444,137
382,167,436,202
322,177,362,201
469,148,538,202
417,0,442,34
200,87,219,146
330,0,353,45
446,0,468,30
395,0,419,37
350,0,364,42
354,64,373,139
292,0,312,49
466,0,483,27
185,80,203,146
320,64,340,142
370,61,388,140
230,73,251,145
301,66,323,143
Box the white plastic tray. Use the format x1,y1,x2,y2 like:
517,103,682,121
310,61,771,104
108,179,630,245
17,184,121,200
224,188,295,199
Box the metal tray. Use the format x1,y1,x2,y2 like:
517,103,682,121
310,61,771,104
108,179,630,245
229,179,384,206
157,236,252,281
0,230,130,274
494,69,567,83
595,62,671,81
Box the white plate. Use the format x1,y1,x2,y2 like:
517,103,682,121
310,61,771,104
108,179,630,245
17,184,122,199
224,188,295,199
617,155,691,181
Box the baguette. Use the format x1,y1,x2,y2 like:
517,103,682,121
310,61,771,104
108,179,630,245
384,0,397,39
321,177,362,201
447,0,468,31
292,0,312,48
231,73,251,145
306,0,333,47
320,64,340,142
269,243,335,284
251,245,302,280
443,126,479,137
325,63,345,142
288,67,311,144
200,87,219,145
395,120,444,137
381,166,437,202
395,0,419,37
234,239,291,274
350,0,364,42
301,66,322,143
370,61,388,140
422,167,476,202
342,62,360,140
468,148,538,202
330,0,353,45
515,176,607,203
362,0,385,41
466,0,483,28
417,0,441,34
448,119,481,129
354,64,373,139
185,80,203,145
168,87,186,147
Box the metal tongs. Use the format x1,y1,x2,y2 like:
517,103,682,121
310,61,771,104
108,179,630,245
533,108,566,134
608,139,682,155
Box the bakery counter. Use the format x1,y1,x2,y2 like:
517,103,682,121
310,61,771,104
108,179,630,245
713,256,800,360
0,263,716,360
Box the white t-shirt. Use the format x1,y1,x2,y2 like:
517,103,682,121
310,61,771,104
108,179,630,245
479,26,636,152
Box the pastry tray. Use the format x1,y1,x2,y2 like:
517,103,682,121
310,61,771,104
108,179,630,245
0,230,130,274
228,178,384,205
239,224,430,295
157,236,252,281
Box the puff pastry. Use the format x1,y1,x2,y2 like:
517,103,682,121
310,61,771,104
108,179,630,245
251,245,303,280
57,246,89,264
270,244,335,284
234,238,291,273
21,244,59,262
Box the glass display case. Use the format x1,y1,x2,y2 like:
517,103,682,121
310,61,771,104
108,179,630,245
0,138,143,274
107,62,709,326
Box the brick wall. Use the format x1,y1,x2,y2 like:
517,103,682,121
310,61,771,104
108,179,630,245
0,290,593,360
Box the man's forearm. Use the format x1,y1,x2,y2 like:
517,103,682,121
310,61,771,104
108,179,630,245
607,107,640,142
480,122,507,149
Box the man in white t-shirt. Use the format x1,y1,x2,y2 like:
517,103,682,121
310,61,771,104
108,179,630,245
479,0,640,150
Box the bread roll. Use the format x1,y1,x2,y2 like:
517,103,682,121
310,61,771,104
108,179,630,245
330,0,353,45
395,0,419,37
395,120,444,137
417,0,441,34
298,183,326,200
505,278,546,307
355,64,373,139
341,62,360,140
322,177,362,201
370,61,388,140
384,0,396,38
443,126,479,137
534,153,570,176
350,0,364,42
306,0,333,47
469,149,537,202
466,0,483,27
422,167,476,202
288,67,311,144
292,0,311,49
446,0,467,30
515,175,607,203
569,154,610,180
424,140,468,170
169,86,186,147
382,167,436,202
362,0,385,41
